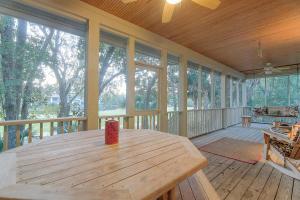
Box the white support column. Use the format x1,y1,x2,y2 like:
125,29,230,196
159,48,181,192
197,67,202,109
221,74,226,108
237,80,240,107
221,74,227,128
211,71,215,108
229,77,233,108
86,19,100,130
159,49,168,132
126,36,136,129
179,55,188,137
242,80,247,106
288,75,291,106
264,76,267,106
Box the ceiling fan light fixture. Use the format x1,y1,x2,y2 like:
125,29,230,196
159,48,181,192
166,0,182,4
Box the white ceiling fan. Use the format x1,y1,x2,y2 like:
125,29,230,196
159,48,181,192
121,0,221,23
260,62,291,75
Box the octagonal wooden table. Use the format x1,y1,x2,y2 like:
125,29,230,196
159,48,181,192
0,129,207,200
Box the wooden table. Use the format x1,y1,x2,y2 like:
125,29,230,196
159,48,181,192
0,129,207,200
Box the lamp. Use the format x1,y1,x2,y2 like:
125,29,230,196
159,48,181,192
166,0,182,4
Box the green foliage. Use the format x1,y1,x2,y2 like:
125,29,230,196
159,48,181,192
135,68,158,110
167,61,179,111
246,74,300,107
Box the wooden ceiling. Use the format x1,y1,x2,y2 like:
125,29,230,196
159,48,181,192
81,0,300,73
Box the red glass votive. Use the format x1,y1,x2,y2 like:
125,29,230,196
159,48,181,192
105,120,119,145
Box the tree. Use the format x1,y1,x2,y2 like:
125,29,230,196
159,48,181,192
187,68,200,109
167,63,179,111
0,16,53,148
46,30,85,118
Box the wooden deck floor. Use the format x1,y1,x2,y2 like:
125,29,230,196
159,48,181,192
176,123,300,200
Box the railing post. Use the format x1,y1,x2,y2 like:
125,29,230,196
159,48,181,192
179,55,187,137
159,48,168,132
123,116,133,129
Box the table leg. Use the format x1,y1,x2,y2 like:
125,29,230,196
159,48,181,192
168,188,176,200
157,193,167,200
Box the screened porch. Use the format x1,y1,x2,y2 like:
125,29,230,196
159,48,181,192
0,0,300,200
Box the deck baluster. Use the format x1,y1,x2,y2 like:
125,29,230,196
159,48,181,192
50,122,54,136
28,124,32,143
16,125,21,147
60,121,64,134
3,126,8,151
40,123,43,139
68,121,72,133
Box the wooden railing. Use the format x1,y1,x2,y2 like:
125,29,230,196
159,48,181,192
0,108,247,152
168,107,245,138
187,109,223,138
222,107,244,128
134,112,160,130
98,115,132,129
99,112,160,130
0,117,86,151
167,111,180,135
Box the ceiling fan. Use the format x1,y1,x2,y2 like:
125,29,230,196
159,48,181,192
121,0,221,23
260,62,292,75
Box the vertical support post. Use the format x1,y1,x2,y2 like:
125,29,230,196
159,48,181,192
242,80,247,107
288,75,291,106
159,49,168,132
126,36,135,129
221,74,226,108
264,76,267,106
210,70,215,108
179,55,187,137
221,74,226,128
86,19,100,130
237,79,240,107
229,76,233,108
197,67,202,109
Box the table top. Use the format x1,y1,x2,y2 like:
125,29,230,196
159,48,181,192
0,129,207,200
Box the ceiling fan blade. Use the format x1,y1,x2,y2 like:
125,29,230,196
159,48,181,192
278,67,291,70
162,2,175,23
191,0,221,10
121,0,137,3
272,68,282,73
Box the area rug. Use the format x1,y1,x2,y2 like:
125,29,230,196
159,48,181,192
198,137,263,164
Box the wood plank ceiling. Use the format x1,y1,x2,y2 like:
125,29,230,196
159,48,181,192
81,0,300,74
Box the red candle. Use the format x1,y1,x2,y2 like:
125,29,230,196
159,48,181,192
105,120,119,145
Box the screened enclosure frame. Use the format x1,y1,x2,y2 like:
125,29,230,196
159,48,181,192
0,0,246,138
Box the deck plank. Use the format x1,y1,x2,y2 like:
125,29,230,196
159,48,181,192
186,124,297,200
179,179,196,200
225,162,264,200
292,179,300,200
275,174,293,200
258,168,282,200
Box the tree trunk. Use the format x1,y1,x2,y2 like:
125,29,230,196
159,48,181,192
1,17,17,149
15,19,27,118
